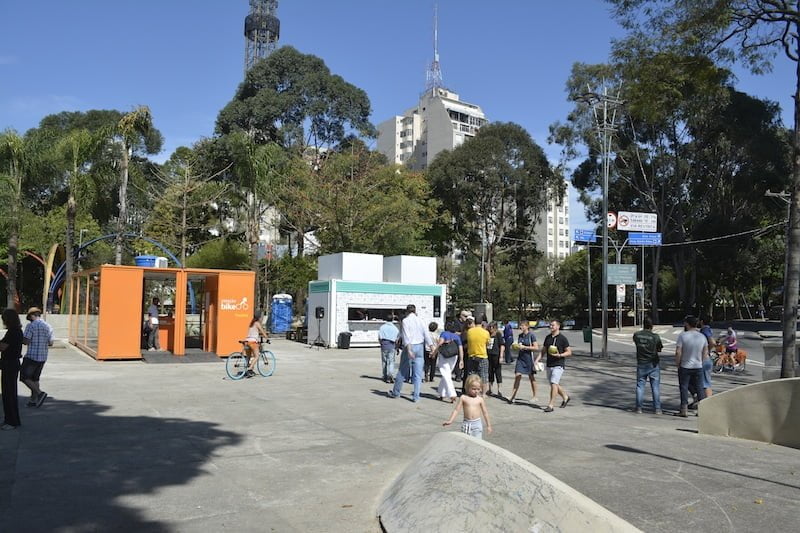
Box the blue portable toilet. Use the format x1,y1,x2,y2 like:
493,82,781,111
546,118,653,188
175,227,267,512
270,293,293,334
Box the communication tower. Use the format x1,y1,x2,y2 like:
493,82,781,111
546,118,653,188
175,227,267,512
244,0,280,73
425,4,444,93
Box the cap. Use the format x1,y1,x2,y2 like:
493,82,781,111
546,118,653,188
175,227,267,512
26,307,42,316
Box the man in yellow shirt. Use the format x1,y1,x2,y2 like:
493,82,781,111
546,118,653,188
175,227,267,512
464,317,490,395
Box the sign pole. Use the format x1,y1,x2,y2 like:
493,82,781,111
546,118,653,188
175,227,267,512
587,243,593,357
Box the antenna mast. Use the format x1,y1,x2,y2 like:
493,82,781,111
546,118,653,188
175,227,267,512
425,4,444,93
244,0,280,73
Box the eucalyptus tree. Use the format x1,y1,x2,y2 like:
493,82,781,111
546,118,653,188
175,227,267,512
428,122,560,300
606,0,800,380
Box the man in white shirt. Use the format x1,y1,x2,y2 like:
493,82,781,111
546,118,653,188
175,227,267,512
675,315,709,417
388,305,434,402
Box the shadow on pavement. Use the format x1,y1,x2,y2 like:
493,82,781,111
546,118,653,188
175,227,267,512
605,444,800,490
0,398,242,531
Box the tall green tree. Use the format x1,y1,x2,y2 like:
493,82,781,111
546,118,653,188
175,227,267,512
0,130,29,308
428,122,561,301
216,46,374,150
142,146,229,265
607,0,800,378
113,106,162,264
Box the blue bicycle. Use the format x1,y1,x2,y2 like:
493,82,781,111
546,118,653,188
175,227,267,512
226,339,276,380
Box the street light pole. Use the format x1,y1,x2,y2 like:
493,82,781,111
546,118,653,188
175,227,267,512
581,86,623,358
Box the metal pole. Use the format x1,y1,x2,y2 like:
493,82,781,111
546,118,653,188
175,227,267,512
602,97,610,357
587,243,593,357
641,245,645,325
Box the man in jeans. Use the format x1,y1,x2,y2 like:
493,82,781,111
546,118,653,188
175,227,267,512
675,315,709,417
21,307,54,408
633,316,663,414
378,317,399,383
388,305,434,402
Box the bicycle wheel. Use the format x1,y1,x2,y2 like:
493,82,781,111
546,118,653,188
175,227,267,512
257,349,276,377
226,352,248,380
712,356,724,373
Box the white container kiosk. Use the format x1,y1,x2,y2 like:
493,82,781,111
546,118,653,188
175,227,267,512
307,253,446,348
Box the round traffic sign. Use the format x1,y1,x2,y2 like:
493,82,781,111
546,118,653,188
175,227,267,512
607,212,617,228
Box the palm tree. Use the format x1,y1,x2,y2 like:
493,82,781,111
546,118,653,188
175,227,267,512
0,130,29,309
56,128,99,310
114,106,160,264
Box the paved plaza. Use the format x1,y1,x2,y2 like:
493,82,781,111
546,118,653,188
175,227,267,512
0,331,798,532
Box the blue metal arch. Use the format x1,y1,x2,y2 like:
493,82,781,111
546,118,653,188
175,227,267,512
48,233,185,311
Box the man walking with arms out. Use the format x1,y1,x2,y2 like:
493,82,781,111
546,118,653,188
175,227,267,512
388,305,435,402
675,315,709,418
537,320,571,413
21,307,54,407
633,316,663,414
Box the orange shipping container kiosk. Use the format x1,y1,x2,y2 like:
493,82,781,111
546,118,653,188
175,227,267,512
68,265,255,360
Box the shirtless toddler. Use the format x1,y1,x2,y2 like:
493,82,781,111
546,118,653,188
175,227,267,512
443,374,493,439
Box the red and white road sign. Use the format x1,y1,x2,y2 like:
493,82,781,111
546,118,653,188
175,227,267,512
607,212,617,229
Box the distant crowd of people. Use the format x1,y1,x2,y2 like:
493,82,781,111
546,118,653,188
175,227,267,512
382,305,573,439
1,307,54,430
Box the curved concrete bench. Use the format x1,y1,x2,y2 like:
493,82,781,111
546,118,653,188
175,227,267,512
698,377,800,449
376,432,640,532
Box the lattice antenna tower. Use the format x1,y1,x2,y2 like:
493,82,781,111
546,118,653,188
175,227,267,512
425,4,444,94
244,0,280,73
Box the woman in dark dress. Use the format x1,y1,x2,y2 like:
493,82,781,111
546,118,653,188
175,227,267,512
1,308,23,430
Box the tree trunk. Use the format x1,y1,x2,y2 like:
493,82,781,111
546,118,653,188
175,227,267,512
248,192,260,309
781,49,800,377
651,246,662,323
115,144,129,265
7,225,18,310
296,229,305,257
65,192,76,315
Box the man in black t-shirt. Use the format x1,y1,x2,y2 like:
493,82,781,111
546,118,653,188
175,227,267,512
536,319,572,413
632,316,663,414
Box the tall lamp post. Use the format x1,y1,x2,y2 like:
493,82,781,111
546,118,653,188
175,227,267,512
579,86,623,358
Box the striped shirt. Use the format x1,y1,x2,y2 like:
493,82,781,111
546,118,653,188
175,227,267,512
23,318,54,362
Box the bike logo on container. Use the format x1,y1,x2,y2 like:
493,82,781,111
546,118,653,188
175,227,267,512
221,297,249,311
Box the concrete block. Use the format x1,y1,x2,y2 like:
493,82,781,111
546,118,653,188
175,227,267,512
698,378,800,449
376,432,641,533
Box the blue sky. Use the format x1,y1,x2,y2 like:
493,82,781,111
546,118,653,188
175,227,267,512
1,1,795,232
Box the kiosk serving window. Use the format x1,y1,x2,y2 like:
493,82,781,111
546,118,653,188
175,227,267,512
346,307,405,322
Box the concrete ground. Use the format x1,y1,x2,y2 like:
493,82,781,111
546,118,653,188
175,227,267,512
0,334,798,532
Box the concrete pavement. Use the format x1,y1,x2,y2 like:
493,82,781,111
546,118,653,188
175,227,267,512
1,338,798,532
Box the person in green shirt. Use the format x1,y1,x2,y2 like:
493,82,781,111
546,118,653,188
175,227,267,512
633,316,663,414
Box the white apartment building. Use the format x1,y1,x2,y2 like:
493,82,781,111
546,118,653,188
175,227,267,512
533,188,572,261
377,88,488,170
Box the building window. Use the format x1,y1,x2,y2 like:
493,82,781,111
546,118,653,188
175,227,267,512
558,217,564,224
564,206,569,214
559,252,565,259
557,205,563,212
548,239,553,247
548,252,554,258
548,216,553,223
548,229,553,235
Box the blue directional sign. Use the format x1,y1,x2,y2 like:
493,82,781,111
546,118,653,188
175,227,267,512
628,232,662,246
573,229,597,242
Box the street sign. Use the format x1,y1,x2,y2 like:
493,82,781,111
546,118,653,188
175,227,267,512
607,264,637,284
607,212,617,229
573,229,597,242
629,232,662,246
616,284,626,303
617,211,658,232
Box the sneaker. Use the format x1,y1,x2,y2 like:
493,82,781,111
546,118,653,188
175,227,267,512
387,391,398,398
148,347,156,352
688,402,698,410
26,399,36,407
543,406,554,413
635,408,643,414
35,392,48,408
1,423,18,430
655,409,663,415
